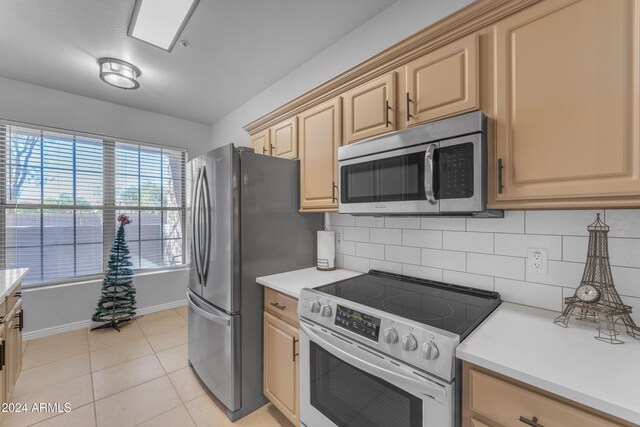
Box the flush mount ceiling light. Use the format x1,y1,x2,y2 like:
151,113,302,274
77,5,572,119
128,0,200,52
98,58,141,90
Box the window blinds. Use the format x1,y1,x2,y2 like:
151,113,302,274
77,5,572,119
0,124,186,285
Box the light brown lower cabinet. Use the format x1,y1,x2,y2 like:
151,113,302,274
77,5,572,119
263,288,300,426
0,324,5,407
0,284,24,415
463,362,634,427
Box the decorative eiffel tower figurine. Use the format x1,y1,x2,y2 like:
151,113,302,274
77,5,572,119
554,214,640,344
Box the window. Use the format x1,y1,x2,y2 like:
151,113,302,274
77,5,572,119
0,124,186,285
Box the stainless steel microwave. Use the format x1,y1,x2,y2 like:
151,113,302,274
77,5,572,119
338,111,492,216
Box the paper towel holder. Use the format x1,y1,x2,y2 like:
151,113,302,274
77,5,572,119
317,227,336,271
316,258,336,271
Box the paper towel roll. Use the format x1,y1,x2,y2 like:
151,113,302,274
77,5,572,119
317,230,335,271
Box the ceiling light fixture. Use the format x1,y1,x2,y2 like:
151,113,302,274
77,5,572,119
128,0,200,52
98,58,141,90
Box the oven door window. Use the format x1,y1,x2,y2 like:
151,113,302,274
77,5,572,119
341,151,426,204
309,341,423,427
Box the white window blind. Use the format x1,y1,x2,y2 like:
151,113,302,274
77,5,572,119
0,124,186,285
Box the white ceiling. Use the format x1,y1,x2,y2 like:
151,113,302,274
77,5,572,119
0,0,396,125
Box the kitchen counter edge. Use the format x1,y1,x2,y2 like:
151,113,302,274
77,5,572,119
256,267,363,299
0,268,28,301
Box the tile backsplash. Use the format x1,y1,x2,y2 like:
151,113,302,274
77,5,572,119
325,210,640,321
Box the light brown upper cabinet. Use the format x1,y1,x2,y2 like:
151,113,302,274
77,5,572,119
251,129,270,156
491,0,640,209
343,72,396,144
270,117,298,159
405,33,479,126
299,97,342,212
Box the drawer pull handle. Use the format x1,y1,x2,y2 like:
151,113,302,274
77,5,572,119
519,416,544,427
270,302,286,311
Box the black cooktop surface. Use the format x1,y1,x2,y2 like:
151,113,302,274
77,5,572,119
316,270,501,339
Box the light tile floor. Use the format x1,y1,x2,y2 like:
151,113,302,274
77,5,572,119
2,307,294,427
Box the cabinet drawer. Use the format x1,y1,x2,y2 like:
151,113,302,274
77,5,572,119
469,369,620,427
264,288,299,327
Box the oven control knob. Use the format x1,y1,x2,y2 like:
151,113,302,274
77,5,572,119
310,301,321,313
383,328,398,344
422,341,439,360
321,305,332,317
401,334,418,352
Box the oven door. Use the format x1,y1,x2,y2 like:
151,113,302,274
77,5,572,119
300,321,453,427
338,144,439,215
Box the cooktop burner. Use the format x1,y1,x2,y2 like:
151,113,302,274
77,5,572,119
316,270,501,338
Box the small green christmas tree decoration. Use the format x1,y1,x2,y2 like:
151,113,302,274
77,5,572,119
92,214,137,331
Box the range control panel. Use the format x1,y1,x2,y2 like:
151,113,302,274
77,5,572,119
334,305,381,341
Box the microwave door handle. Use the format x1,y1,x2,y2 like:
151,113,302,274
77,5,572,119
424,144,437,205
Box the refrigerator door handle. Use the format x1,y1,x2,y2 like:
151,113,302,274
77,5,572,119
200,165,212,286
192,167,203,285
187,292,231,326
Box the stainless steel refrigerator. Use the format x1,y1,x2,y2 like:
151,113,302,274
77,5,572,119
187,144,321,421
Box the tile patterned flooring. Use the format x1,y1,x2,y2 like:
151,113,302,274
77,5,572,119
2,307,294,427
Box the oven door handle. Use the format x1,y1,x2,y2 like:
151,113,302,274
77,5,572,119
425,144,437,205
300,322,448,403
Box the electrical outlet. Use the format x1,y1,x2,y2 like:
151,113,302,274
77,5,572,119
336,233,343,245
527,248,548,274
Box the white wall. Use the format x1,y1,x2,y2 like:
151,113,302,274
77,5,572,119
0,76,211,157
23,269,188,337
209,0,474,147
0,76,207,337
326,210,640,322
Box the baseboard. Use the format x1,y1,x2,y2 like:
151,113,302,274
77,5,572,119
23,299,187,341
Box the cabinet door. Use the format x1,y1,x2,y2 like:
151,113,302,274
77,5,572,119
263,311,299,425
406,33,479,125
14,305,21,381
0,326,5,407
492,0,640,208
343,72,396,144
271,117,298,159
5,314,14,399
251,129,271,156
299,97,342,211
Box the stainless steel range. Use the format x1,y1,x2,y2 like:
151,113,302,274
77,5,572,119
298,270,501,427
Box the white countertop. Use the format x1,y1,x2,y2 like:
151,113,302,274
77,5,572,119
256,267,362,299
0,268,28,300
457,302,640,425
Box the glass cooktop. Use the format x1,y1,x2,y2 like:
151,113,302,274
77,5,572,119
316,270,501,339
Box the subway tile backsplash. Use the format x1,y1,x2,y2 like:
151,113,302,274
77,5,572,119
326,210,640,322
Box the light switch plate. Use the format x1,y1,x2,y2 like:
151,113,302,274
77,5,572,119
527,248,548,274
